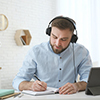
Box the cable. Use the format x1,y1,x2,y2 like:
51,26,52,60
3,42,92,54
72,43,76,83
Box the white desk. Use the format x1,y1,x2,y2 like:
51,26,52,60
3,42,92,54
8,91,100,100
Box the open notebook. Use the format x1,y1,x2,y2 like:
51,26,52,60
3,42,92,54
22,87,59,96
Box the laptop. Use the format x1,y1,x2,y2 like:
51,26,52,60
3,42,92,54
85,67,100,95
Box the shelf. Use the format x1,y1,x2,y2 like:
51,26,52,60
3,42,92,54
15,29,32,46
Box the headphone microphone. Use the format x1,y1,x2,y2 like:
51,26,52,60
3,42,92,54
46,16,78,82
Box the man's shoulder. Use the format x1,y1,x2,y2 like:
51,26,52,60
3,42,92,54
75,43,89,53
75,43,87,49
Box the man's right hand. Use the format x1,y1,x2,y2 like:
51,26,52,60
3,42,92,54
19,81,47,91
31,80,47,91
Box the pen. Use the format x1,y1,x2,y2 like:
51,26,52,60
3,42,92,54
14,93,24,98
34,74,47,90
34,74,41,81
14,93,21,98
18,93,24,98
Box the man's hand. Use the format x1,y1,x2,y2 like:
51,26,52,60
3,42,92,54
59,81,87,95
59,82,78,95
31,80,47,91
19,81,47,91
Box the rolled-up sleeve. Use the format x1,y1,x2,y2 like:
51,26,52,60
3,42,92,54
78,49,92,82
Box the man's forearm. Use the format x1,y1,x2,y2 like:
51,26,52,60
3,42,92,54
74,81,87,92
19,81,34,91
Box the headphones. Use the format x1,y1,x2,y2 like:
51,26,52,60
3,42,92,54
46,16,78,43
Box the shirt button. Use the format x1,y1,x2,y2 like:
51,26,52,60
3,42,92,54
59,80,61,82
59,68,61,70
60,57,62,59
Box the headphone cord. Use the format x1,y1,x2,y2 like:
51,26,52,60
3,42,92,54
72,43,76,83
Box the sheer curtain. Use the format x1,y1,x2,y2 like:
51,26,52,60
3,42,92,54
56,0,100,66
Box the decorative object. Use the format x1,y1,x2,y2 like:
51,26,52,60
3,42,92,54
15,29,32,46
0,14,8,31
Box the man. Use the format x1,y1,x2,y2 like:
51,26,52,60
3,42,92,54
13,16,92,95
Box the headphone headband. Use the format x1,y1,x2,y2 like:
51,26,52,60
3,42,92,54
48,16,76,30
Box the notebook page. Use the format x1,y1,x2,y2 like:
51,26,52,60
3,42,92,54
22,87,59,96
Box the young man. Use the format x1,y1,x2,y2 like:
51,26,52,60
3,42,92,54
13,16,92,95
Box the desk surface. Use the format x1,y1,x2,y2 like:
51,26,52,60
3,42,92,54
9,91,100,100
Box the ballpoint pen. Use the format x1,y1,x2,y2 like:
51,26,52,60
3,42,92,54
18,93,24,98
14,93,24,98
34,74,41,81
34,74,47,89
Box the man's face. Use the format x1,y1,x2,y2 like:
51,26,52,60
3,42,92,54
50,27,73,54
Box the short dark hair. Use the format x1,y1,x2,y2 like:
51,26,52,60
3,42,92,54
51,18,76,32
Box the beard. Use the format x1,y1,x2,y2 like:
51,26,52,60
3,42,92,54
50,43,66,54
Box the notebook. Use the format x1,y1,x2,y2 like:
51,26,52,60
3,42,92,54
22,87,59,96
0,89,14,97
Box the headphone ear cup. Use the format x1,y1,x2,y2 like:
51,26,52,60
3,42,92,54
71,34,78,43
46,27,51,36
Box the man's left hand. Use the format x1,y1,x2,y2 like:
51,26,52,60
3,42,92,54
59,82,79,95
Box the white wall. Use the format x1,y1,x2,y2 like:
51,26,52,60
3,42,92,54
56,0,100,66
0,0,57,89
1,0,99,89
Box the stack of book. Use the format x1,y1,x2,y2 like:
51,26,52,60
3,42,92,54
0,89,20,99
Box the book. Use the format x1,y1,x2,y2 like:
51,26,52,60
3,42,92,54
0,89,14,97
0,92,21,99
20,36,26,45
22,87,59,96
21,35,28,45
